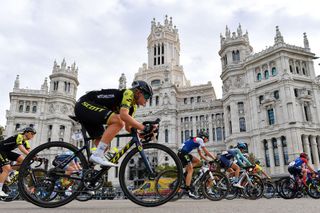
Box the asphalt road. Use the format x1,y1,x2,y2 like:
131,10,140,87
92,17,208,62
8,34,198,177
1,198,320,213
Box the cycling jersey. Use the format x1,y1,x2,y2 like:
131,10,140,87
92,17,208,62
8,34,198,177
180,137,205,154
0,134,30,152
74,89,137,138
0,133,30,167
82,89,137,115
220,148,252,168
289,157,308,169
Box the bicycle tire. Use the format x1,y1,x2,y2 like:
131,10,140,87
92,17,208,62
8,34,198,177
242,175,264,200
279,177,297,199
119,143,183,207
75,192,93,201
154,170,184,202
202,172,230,201
2,182,20,202
18,141,89,208
307,179,320,199
262,181,275,199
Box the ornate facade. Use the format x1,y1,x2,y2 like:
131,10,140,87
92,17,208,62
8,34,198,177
4,17,320,185
4,59,79,149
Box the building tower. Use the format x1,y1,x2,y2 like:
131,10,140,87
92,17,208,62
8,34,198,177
219,24,253,144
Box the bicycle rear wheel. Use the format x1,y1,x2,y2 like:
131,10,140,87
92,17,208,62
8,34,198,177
18,142,89,208
263,181,275,199
202,172,230,201
119,143,183,207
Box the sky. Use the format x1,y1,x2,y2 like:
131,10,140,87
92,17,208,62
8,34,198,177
0,0,320,126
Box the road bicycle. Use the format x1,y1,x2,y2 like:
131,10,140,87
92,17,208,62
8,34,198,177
225,165,264,200
279,171,320,199
18,117,183,208
261,178,276,199
157,160,230,201
0,158,47,202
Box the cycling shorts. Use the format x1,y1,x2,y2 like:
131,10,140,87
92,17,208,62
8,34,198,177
74,99,114,138
0,151,21,167
219,155,233,169
177,151,193,167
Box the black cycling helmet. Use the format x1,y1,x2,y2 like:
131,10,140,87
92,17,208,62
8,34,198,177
23,127,36,134
131,80,153,98
197,130,209,140
237,142,247,149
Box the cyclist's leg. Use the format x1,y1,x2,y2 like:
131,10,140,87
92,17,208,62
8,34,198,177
185,155,194,189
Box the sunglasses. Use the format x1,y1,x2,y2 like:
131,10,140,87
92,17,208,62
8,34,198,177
143,93,151,100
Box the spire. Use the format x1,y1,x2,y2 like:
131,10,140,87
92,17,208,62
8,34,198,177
61,58,67,70
41,77,48,91
237,23,242,36
303,32,310,50
274,26,284,44
151,18,156,31
14,75,20,89
119,73,127,90
225,25,230,38
164,15,169,26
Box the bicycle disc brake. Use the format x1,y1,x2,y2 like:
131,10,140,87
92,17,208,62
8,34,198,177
83,169,104,190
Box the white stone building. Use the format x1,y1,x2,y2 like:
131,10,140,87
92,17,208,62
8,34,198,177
4,59,79,149
4,16,320,184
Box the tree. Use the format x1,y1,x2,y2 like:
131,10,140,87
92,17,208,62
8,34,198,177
0,125,4,140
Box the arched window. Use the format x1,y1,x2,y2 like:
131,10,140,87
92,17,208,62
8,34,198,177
271,67,277,76
155,96,159,106
257,73,262,81
281,137,289,165
272,138,280,166
264,70,269,79
236,50,240,61
15,123,20,130
264,140,270,167
232,51,236,61
273,90,279,99
259,95,264,104
32,106,37,113
289,65,293,73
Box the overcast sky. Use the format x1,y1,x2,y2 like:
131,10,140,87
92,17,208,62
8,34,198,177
0,0,319,126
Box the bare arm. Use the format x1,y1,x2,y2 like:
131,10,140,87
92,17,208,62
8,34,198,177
201,147,216,160
18,145,30,156
120,108,144,131
197,149,208,161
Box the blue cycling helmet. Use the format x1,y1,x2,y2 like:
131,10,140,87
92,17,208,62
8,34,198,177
237,142,247,149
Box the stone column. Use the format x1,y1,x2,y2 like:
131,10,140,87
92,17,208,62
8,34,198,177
311,135,320,169
277,137,285,173
208,115,213,143
303,135,311,158
267,139,275,174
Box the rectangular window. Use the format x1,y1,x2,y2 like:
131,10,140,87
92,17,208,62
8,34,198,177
165,129,169,143
267,108,275,125
212,128,215,141
181,131,184,143
216,128,222,141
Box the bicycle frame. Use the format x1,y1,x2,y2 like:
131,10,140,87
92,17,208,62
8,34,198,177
51,127,156,183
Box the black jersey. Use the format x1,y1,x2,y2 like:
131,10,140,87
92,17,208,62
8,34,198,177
80,89,137,116
0,134,31,152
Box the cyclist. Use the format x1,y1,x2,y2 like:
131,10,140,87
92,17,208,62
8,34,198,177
177,130,216,198
0,127,36,197
288,152,315,186
74,80,154,167
253,160,271,179
219,142,252,188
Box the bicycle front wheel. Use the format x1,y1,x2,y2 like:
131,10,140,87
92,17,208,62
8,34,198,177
263,181,275,199
18,141,89,208
119,143,183,207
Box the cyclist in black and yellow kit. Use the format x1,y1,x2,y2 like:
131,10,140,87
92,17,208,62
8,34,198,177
0,127,36,197
74,80,153,167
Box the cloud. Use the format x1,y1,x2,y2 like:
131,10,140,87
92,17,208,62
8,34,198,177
0,0,319,126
